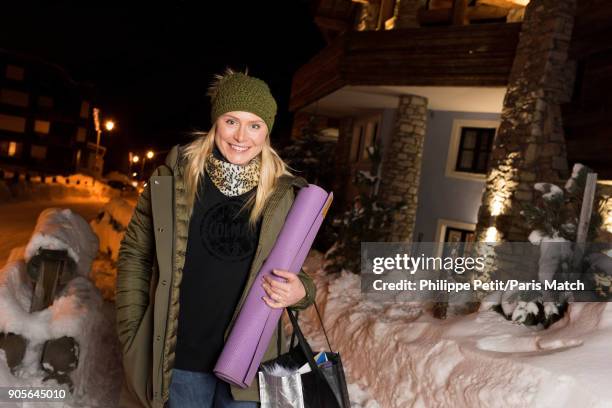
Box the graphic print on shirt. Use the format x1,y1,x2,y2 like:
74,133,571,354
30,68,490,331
199,200,258,262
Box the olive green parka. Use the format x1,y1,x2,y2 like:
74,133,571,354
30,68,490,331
115,145,316,407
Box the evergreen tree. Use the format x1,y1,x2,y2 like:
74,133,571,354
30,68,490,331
324,142,407,274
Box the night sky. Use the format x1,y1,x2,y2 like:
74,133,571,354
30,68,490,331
2,1,325,173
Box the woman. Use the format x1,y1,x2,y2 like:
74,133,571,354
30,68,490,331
116,68,317,408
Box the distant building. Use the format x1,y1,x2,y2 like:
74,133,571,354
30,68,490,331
0,49,105,178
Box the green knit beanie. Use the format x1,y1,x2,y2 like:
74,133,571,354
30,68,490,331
210,71,277,135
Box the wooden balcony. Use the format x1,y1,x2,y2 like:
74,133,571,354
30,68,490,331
290,22,521,112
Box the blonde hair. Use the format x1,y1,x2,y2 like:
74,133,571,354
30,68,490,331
183,125,292,231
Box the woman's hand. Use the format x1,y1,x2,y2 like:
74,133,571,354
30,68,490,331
261,269,306,309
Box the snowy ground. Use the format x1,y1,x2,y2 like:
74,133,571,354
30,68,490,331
296,251,612,408
2,192,611,407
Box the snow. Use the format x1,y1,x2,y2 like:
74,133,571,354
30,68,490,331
357,171,377,183
294,251,612,408
528,230,546,245
103,172,131,186
0,173,118,204
534,183,564,201
25,208,99,278
89,197,136,301
565,163,586,193
0,205,123,407
2,185,612,407
89,197,135,262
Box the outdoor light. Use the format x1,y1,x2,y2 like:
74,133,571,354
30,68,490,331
485,226,499,242
146,150,154,159
8,142,17,157
132,172,138,177
104,120,115,131
132,155,140,163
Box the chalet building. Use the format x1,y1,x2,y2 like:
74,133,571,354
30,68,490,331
289,0,612,247
0,50,105,178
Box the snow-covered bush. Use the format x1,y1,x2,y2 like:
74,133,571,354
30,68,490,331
89,198,134,261
521,164,607,242
89,198,136,301
493,164,612,327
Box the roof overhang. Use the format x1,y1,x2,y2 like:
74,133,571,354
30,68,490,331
290,22,521,112
301,85,507,117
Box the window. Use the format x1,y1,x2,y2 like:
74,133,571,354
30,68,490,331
80,101,90,119
442,227,476,258
5,65,24,81
0,141,23,158
0,89,29,107
455,127,495,174
76,127,87,142
30,145,47,160
444,226,475,243
38,96,54,108
34,120,51,134
0,114,26,133
350,115,381,162
435,219,476,258
445,119,499,181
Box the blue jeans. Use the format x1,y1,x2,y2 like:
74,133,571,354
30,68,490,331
168,368,260,408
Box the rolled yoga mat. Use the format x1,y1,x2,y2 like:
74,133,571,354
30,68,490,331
214,184,333,388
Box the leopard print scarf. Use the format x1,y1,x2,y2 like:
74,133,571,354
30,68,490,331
205,147,261,197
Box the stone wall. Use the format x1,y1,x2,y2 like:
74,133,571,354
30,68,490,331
474,0,578,244
597,183,612,241
378,94,428,242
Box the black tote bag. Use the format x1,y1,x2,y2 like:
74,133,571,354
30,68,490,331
259,303,351,408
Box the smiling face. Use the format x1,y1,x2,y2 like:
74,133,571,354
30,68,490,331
214,111,269,165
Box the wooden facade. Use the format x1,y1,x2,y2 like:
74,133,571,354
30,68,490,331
290,22,522,112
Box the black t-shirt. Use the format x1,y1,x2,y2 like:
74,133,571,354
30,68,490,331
174,147,262,372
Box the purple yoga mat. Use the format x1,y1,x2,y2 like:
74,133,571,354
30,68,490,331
214,183,333,388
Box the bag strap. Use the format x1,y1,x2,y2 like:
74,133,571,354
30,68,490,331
290,311,298,349
314,302,334,354
286,309,325,378
276,318,282,358
289,302,334,353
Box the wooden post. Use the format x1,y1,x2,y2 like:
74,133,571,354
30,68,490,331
452,0,469,25
576,173,598,244
572,172,598,271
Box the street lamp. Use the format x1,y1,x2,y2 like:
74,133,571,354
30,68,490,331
92,109,115,178
140,150,155,178
128,154,140,177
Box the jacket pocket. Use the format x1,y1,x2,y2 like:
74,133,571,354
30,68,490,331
122,300,154,407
